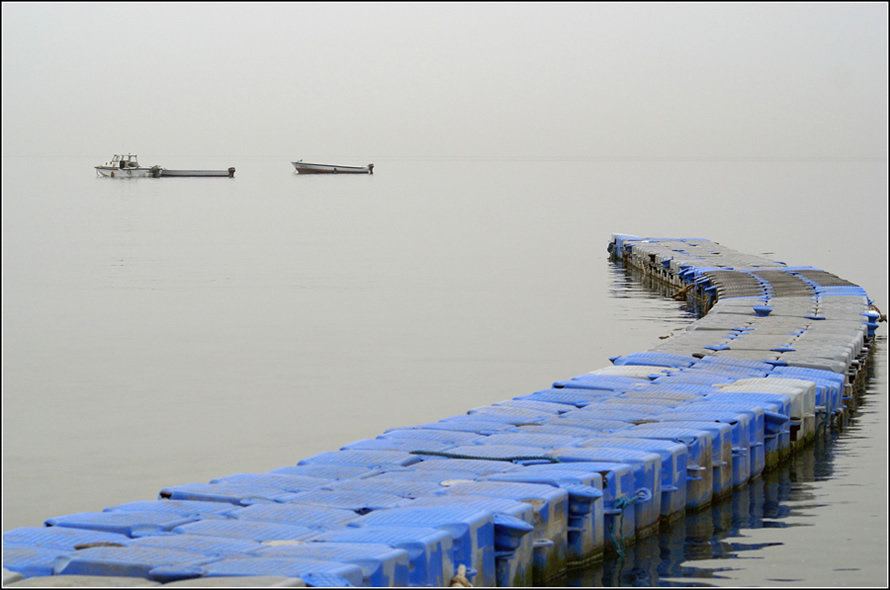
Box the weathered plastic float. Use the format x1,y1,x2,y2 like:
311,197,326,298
3,234,883,587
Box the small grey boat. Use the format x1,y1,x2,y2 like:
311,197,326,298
292,160,374,174
156,167,236,178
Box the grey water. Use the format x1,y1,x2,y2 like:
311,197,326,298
2,156,887,586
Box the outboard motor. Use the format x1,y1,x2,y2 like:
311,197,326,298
368,163,374,175
228,167,236,178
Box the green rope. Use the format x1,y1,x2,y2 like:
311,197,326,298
613,495,638,511
816,410,831,433
609,494,643,557
409,450,561,463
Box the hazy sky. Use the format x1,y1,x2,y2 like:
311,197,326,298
2,2,887,159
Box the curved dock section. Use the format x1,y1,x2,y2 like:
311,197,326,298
3,235,882,587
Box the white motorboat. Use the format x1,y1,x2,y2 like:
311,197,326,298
96,154,235,178
292,160,374,174
95,154,159,178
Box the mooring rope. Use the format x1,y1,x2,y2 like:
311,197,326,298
450,564,473,587
608,489,652,557
409,450,561,463
609,495,634,557
816,409,832,433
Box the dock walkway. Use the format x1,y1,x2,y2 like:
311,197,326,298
3,235,883,587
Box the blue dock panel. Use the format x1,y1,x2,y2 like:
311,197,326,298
296,450,423,469
614,425,715,508
230,503,362,529
547,447,662,535
197,556,363,586
431,480,571,583
3,546,75,578
310,525,456,587
157,482,301,505
52,545,213,581
253,542,411,587
352,505,500,587
641,420,735,497
283,488,415,513
319,473,448,499
3,526,131,551
128,534,261,557
173,519,321,543
405,495,536,586
103,499,240,519
482,466,605,563
208,472,329,493
579,435,692,516
44,511,198,538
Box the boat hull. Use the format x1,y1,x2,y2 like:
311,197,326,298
95,166,155,178
96,167,235,178
292,161,373,174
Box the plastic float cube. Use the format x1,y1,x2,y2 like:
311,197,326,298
252,542,411,587
310,525,455,587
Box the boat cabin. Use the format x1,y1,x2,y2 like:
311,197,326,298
107,154,140,169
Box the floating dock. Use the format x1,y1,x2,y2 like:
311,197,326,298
3,235,883,587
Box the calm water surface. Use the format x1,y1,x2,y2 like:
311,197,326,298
2,156,887,585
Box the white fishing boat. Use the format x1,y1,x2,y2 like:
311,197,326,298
94,154,159,178
292,160,374,174
96,154,235,178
